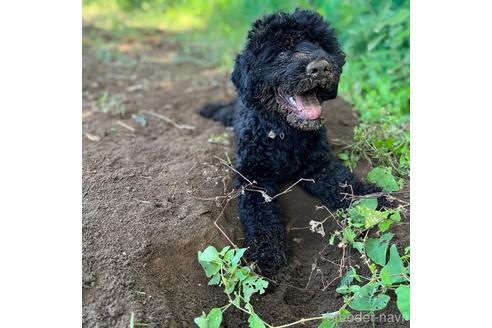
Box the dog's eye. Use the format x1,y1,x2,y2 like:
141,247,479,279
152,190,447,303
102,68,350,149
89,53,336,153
278,52,288,58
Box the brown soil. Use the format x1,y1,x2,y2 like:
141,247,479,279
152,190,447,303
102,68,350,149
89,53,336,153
82,27,410,328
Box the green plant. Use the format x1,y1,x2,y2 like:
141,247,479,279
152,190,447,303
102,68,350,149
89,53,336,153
367,166,404,192
341,122,410,178
331,198,410,320
196,193,409,327
322,0,410,177
196,245,355,328
96,91,126,116
195,245,269,328
207,132,231,146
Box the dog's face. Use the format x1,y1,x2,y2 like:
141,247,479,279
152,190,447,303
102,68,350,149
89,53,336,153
232,10,346,131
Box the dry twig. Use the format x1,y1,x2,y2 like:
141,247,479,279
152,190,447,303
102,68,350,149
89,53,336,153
141,109,195,130
116,120,136,132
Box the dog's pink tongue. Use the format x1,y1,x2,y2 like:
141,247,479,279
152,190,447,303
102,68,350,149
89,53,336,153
295,94,321,120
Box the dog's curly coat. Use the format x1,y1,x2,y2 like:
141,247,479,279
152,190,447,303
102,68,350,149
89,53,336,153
200,9,383,277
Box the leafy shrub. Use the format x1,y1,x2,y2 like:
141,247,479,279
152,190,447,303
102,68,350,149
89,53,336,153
195,245,269,328
333,198,410,319
321,0,410,176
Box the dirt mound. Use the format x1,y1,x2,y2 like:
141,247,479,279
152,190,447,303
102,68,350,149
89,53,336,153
82,27,409,328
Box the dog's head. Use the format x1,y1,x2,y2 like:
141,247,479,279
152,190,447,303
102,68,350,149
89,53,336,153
232,9,346,131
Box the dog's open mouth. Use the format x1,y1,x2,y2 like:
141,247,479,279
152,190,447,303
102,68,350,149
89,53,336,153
276,90,321,120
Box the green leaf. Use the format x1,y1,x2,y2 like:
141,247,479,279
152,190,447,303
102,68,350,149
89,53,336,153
354,197,378,209
318,319,335,328
347,207,365,227
353,269,362,283
395,285,410,320
223,249,234,262
350,285,361,293
234,267,251,282
198,246,222,278
348,199,389,229
198,246,220,263
363,207,389,228
224,276,238,295
198,260,221,278
244,303,253,312
378,211,401,232
194,312,208,328
231,248,247,266
348,198,378,226
248,313,266,328
380,269,392,286
336,285,360,294
338,152,349,161
367,167,401,192
366,233,394,266
352,242,364,254
343,227,356,243
329,233,336,246
208,273,221,286
380,245,406,284
219,246,231,257
336,286,350,294
340,267,355,287
378,219,393,232
349,282,390,311
243,276,269,302
232,293,241,307
369,263,378,275
206,308,222,328
389,211,401,222
339,308,351,320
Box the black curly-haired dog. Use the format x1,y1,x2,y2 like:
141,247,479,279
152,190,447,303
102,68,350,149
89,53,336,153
200,9,383,277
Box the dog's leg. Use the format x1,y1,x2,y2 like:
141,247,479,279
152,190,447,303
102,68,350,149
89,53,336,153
298,140,383,209
237,179,287,277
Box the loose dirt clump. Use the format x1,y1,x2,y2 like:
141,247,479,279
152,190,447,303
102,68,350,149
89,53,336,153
82,26,409,328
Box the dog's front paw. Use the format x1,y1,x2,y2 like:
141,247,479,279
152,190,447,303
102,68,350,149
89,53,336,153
245,235,288,278
376,194,393,209
354,182,393,209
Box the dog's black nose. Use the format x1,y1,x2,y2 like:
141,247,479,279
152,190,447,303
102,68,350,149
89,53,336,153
306,60,330,76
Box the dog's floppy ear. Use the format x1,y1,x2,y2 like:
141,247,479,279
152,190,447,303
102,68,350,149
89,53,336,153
292,9,346,67
231,15,267,104
232,13,281,104
231,52,252,103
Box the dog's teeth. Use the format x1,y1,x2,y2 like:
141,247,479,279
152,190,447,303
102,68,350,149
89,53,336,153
288,96,296,105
